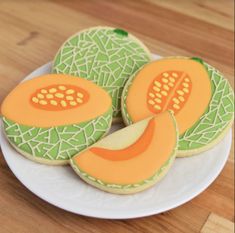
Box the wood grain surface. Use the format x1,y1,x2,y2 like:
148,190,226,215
0,0,234,232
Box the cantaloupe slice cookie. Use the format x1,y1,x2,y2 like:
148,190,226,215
1,74,113,165
70,111,178,194
52,26,152,119
122,57,234,156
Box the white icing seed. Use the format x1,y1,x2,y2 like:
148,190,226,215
50,100,58,106
66,96,74,101
32,97,39,103
76,98,83,103
60,100,67,107
163,84,169,91
46,94,54,99
183,88,189,93
154,98,162,103
154,81,161,87
37,93,44,99
49,88,57,93
161,91,167,96
154,105,161,110
169,77,175,83
179,96,185,102
163,72,169,77
148,99,155,105
177,90,184,95
39,100,47,105
66,89,75,94
162,78,168,83
153,86,160,92
69,101,77,106
41,89,47,94
149,92,155,98
173,98,180,104
173,104,180,109
183,82,189,88
55,93,64,98
77,92,84,98
172,72,178,78
58,85,66,91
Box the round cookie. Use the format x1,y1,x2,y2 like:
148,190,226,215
1,74,113,165
121,57,234,156
70,111,178,194
52,26,152,119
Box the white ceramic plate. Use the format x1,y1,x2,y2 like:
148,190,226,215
0,55,232,219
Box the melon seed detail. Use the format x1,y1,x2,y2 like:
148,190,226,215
147,71,192,114
30,84,89,111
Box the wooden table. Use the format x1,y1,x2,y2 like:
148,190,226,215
0,1,234,232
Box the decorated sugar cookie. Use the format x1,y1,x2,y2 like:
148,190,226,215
122,57,234,156
1,74,112,165
52,26,151,119
70,111,178,194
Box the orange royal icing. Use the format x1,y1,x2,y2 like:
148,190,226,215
90,118,155,161
30,84,89,111
73,112,177,184
1,74,112,127
126,58,211,134
147,71,192,115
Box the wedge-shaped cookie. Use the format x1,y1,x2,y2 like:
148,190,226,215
71,111,178,194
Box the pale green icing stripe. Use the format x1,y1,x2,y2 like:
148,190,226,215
3,108,112,161
122,60,234,151
52,27,151,117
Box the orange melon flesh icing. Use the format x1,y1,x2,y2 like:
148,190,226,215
90,119,155,161
73,111,177,184
125,58,211,134
1,74,112,127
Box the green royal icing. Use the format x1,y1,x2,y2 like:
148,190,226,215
179,62,234,150
191,57,204,64
122,60,234,151
52,27,151,117
3,108,112,161
113,28,128,37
